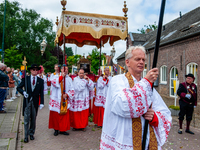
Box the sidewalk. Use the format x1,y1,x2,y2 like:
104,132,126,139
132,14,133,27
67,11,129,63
0,96,22,150
17,94,102,150
1,94,200,150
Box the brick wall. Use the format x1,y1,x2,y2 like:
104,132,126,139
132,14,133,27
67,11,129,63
147,35,200,104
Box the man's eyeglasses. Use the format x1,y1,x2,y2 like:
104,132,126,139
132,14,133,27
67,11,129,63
32,69,38,71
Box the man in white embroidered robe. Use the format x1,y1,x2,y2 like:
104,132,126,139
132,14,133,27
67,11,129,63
100,46,172,150
70,68,94,131
94,67,112,127
48,64,74,136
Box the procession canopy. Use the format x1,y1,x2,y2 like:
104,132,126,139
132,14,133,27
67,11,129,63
55,10,128,48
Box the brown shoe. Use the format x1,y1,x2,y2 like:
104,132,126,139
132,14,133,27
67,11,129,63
0,110,7,113
82,128,86,132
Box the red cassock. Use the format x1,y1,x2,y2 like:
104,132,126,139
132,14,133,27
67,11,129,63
69,109,89,129
93,106,104,127
48,110,70,132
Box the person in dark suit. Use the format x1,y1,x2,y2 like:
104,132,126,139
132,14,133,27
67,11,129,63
17,64,44,143
177,73,197,134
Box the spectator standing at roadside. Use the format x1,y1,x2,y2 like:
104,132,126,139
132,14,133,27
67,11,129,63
177,73,197,134
7,71,15,101
0,63,9,113
13,70,19,98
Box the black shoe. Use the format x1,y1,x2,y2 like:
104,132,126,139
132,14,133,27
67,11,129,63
60,131,69,135
185,129,194,134
24,137,29,143
178,129,182,134
54,130,59,136
30,135,35,140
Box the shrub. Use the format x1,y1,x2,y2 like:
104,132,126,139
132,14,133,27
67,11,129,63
169,105,180,110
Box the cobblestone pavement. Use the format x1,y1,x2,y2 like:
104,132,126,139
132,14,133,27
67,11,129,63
162,116,200,150
17,95,102,150
16,94,200,150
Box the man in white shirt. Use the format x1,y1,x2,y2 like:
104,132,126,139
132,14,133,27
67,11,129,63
93,67,112,127
70,68,94,131
100,46,172,150
17,64,44,143
49,65,74,136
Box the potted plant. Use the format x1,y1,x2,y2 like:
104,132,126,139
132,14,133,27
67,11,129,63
169,105,180,116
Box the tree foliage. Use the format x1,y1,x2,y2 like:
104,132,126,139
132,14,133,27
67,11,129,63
43,56,58,73
67,54,81,73
0,1,56,66
137,21,158,34
88,48,105,75
65,47,74,57
4,45,23,69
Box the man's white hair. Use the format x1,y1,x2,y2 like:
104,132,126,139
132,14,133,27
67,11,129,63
125,45,147,60
0,63,5,69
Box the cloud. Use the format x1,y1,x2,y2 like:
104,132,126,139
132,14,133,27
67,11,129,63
3,0,200,63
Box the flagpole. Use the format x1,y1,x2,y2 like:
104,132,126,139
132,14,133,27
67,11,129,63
142,0,166,149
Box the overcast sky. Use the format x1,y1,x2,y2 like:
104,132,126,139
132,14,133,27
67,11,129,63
2,0,200,63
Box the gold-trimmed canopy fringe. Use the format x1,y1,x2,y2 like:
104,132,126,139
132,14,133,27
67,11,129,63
55,10,128,48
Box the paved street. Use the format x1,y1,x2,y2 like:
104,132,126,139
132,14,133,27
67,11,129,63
1,94,200,150
17,94,102,150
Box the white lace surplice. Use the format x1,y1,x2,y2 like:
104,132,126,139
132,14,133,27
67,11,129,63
95,76,112,108
70,76,94,112
49,74,74,113
100,74,172,150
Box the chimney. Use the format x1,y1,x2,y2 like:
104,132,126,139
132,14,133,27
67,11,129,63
163,25,165,31
145,28,152,34
179,11,182,19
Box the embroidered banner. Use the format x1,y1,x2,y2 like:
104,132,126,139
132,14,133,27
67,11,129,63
55,11,128,48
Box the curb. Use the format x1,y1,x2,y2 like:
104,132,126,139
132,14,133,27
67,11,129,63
8,96,22,150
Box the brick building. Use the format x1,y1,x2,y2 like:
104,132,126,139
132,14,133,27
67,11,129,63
117,7,200,105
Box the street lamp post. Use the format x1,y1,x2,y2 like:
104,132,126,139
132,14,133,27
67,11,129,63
1,0,7,63
40,38,47,64
110,46,116,75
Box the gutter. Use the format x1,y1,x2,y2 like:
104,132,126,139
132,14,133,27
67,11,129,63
146,30,200,50
129,32,134,42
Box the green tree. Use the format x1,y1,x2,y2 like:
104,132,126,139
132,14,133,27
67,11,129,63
88,48,105,75
137,21,158,34
43,56,58,73
4,45,23,69
67,54,81,73
65,47,74,57
0,1,56,66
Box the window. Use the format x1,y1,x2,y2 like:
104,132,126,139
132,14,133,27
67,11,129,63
160,65,167,84
142,64,147,78
170,67,178,97
186,63,198,84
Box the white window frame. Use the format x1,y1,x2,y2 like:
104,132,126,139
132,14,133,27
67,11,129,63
186,62,198,85
160,65,167,84
170,66,178,97
142,64,147,78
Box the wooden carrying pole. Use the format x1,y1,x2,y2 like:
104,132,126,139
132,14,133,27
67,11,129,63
142,0,166,149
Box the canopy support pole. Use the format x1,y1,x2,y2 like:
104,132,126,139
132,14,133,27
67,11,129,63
63,35,66,65
57,42,59,64
99,39,102,70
